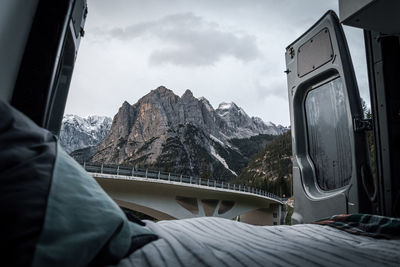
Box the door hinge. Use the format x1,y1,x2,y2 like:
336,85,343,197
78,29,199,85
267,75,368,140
353,117,373,132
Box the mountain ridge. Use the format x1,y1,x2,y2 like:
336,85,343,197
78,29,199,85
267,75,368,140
60,114,112,153
63,86,287,181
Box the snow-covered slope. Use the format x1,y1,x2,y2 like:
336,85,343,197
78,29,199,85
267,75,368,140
216,102,286,138
60,114,112,153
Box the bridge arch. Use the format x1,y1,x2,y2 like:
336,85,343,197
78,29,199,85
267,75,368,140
94,174,283,225
116,199,175,221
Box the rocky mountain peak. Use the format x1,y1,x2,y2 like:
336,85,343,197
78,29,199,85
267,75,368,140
217,101,248,118
145,86,176,100
108,87,286,144
217,101,236,110
122,100,131,106
181,90,197,106
154,85,173,93
199,97,214,112
69,86,287,177
182,89,194,98
215,101,286,138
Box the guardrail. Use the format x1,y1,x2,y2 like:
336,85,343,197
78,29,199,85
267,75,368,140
80,162,284,202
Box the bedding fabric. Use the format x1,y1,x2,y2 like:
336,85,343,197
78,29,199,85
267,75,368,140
32,143,157,267
314,213,400,239
0,97,55,266
0,99,157,267
117,217,400,267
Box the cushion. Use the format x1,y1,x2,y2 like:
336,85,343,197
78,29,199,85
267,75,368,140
0,99,157,266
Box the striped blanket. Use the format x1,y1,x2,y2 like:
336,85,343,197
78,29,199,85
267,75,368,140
116,217,400,267
314,213,400,239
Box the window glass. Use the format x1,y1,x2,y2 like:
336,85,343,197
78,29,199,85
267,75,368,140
305,77,352,190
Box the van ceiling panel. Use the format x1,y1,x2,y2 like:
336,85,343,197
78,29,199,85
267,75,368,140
339,0,400,35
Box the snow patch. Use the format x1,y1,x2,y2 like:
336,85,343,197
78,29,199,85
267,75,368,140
210,145,237,176
209,134,225,146
63,114,112,135
217,102,234,110
60,114,112,153
210,134,234,149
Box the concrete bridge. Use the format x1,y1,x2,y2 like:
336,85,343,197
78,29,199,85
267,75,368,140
83,163,284,225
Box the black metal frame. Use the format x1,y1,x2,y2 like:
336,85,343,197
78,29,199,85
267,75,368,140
11,0,87,135
364,30,400,217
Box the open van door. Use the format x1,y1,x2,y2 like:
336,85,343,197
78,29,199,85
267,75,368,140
285,11,375,224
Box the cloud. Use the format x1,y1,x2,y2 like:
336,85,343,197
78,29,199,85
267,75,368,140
254,78,288,100
105,13,262,66
67,0,349,126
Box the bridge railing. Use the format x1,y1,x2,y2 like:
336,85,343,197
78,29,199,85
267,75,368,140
81,162,284,202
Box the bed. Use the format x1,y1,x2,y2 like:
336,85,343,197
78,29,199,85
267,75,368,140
117,217,400,267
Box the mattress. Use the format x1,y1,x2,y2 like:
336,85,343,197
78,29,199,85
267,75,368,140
116,217,400,267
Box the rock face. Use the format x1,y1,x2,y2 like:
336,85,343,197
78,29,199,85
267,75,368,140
216,102,286,138
60,115,112,153
79,86,287,181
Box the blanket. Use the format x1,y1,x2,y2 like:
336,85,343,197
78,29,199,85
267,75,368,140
314,213,400,239
117,217,400,267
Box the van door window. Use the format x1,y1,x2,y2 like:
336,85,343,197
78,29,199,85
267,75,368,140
305,77,352,190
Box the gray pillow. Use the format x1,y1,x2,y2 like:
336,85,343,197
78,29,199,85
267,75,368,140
0,99,157,267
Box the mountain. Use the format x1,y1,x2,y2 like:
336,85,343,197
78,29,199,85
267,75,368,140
74,86,286,181
60,114,112,153
216,102,285,138
236,130,293,197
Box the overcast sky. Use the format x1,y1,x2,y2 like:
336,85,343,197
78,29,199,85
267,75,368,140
65,0,369,126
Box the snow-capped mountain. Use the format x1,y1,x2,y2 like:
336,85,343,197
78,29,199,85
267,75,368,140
60,115,112,153
78,86,286,181
216,102,285,138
